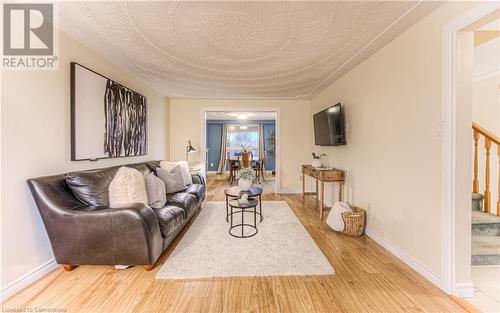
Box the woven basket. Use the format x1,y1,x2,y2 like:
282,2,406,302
341,206,366,237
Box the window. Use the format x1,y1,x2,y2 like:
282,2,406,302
227,125,259,158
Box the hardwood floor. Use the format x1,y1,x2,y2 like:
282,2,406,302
2,175,465,313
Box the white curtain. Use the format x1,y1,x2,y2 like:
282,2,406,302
259,124,265,170
217,125,228,173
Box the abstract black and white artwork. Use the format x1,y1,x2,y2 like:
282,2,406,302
71,62,147,161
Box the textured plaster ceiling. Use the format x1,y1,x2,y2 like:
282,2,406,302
60,1,441,99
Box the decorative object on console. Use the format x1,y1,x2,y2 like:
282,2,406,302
238,167,254,191
186,140,196,162
108,166,148,208
70,62,147,161
312,152,326,168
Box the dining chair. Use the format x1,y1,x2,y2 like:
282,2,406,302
253,151,266,183
228,152,241,185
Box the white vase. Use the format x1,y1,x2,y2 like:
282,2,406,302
238,178,253,191
312,159,322,168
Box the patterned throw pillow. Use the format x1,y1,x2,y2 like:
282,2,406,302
157,166,187,194
144,172,166,209
160,160,193,186
108,166,148,208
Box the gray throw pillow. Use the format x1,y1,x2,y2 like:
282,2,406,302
144,172,166,209
157,166,187,194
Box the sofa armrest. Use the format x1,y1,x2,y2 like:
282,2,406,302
40,202,162,265
191,172,206,187
75,203,163,264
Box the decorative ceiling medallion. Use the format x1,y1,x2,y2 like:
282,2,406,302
60,1,439,98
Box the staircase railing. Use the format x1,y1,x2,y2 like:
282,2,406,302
472,122,500,216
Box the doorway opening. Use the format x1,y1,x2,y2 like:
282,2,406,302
442,3,499,312
201,108,279,195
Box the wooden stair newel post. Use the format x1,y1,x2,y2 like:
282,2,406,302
498,145,500,216
484,138,491,213
473,129,479,193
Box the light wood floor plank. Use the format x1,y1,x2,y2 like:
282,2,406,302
2,174,465,313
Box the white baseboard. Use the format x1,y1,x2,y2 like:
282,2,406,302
365,227,440,287
456,282,474,298
1,258,58,301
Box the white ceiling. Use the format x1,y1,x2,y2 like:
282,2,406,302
60,1,441,99
206,111,276,120
479,18,500,31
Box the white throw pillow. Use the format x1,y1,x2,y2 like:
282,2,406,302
144,172,166,209
156,166,187,194
160,160,193,186
326,202,353,232
108,166,148,208
160,160,177,172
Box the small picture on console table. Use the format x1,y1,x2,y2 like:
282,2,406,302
70,62,147,161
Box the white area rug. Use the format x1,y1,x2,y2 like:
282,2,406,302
156,201,335,279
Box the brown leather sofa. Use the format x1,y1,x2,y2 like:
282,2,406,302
27,161,205,271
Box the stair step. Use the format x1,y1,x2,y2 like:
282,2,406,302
472,235,500,266
472,211,500,236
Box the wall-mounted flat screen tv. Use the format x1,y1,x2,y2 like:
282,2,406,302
313,103,346,146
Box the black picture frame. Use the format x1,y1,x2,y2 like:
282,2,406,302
70,62,148,161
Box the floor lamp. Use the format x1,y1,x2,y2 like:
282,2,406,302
186,140,196,163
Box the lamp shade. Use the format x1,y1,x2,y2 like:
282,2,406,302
186,140,196,153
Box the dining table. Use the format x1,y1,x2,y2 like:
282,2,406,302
227,154,260,184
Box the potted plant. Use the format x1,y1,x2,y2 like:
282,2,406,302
238,167,255,191
312,152,326,168
266,129,276,175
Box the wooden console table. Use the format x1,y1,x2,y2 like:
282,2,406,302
302,165,345,219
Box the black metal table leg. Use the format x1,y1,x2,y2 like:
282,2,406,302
259,194,263,221
230,205,233,227
254,205,257,226
226,194,229,222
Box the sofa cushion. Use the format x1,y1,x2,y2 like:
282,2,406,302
108,167,148,208
126,163,151,176
64,162,152,207
166,192,197,216
65,167,119,206
186,184,205,202
153,205,185,237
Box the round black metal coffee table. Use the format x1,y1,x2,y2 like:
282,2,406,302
224,186,263,223
227,199,259,238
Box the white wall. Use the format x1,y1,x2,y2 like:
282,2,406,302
473,37,500,79
168,99,312,193
1,31,169,294
310,1,476,284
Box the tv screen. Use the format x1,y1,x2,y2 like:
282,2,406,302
313,103,346,146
